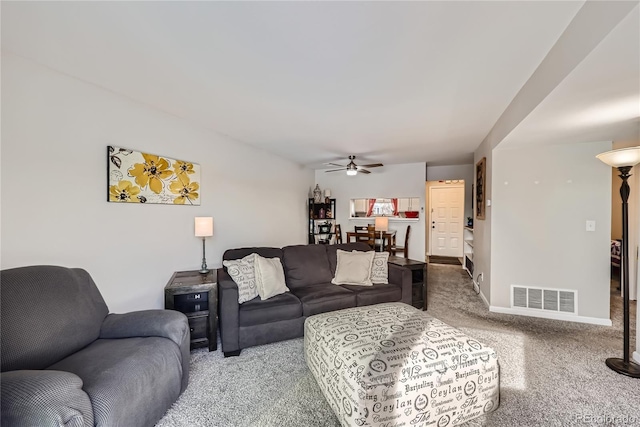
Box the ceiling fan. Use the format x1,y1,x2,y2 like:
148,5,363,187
324,156,383,176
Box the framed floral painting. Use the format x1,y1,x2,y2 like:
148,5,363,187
107,146,201,205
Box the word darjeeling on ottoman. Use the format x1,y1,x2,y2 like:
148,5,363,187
305,303,499,427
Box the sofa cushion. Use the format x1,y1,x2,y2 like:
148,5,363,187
282,245,333,288
239,292,302,327
290,283,356,316
326,243,372,274
1,266,109,371
342,283,402,307
47,337,182,427
223,247,283,262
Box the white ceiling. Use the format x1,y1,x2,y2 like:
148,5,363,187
3,1,637,168
501,5,640,148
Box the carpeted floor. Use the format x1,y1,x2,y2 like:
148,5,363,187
156,265,639,427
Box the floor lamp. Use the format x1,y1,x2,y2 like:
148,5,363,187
597,147,640,378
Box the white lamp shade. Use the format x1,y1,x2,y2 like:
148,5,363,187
347,169,357,176
375,216,389,232
324,189,331,197
194,217,213,237
596,147,640,168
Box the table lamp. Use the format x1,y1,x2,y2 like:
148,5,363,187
375,217,389,252
195,217,213,274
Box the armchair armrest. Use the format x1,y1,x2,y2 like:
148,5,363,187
218,268,240,354
100,309,188,347
1,370,93,427
100,310,190,392
388,263,412,305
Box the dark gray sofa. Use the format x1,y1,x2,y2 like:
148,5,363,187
0,265,190,427
218,243,411,356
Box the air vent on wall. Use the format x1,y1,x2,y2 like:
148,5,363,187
512,285,576,314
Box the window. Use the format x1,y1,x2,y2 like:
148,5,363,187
349,198,419,218
372,199,394,216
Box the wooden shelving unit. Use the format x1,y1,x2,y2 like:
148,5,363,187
308,198,336,244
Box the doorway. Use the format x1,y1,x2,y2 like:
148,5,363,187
427,183,465,258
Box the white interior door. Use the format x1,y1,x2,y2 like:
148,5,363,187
429,185,464,257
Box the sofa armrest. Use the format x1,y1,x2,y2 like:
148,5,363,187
388,264,412,305
1,370,93,427
218,268,240,354
100,309,190,392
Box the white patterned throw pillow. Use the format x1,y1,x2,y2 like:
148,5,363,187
223,253,259,303
331,249,375,286
254,255,289,300
370,251,389,284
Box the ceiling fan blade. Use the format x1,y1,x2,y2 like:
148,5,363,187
360,163,383,168
359,169,372,174
325,163,345,168
325,168,347,173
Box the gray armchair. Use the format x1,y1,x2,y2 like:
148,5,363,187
1,265,190,427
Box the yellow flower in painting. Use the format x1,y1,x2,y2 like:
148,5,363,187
169,177,200,205
174,160,195,177
109,180,141,203
128,153,173,194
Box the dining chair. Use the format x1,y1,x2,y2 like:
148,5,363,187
335,224,343,244
392,225,411,258
365,224,378,249
353,225,368,243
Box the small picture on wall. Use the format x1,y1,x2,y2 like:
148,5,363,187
475,157,486,220
107,146,201,205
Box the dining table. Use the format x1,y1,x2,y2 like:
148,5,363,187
346,230,397,253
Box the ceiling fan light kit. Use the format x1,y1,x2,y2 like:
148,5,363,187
325,155,383,176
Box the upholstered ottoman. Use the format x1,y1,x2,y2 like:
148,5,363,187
304,302,499,427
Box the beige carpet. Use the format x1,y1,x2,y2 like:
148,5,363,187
156,265,639,427
427,264,638,426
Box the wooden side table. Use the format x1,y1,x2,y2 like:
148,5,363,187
388,256,427,310
165,270,217,351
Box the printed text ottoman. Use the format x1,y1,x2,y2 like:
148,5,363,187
304,302,499,427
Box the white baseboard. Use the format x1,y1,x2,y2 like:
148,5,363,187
634,351,640,364
489,306,612,326
479,290,489,307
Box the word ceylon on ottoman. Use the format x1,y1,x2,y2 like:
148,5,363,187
304,302,499,427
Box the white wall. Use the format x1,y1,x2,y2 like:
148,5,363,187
1,53,314,313
491,141,612,321
315,163,426,261
426,164,474,221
